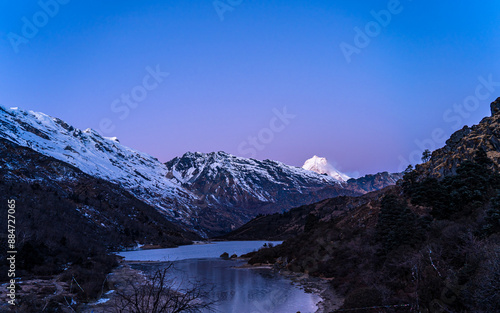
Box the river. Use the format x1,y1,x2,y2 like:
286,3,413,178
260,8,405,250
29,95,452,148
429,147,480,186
117,241,323,313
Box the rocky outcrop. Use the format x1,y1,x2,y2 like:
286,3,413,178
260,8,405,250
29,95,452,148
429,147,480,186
444,126,471,149
415,98,500,180
491,97,500,116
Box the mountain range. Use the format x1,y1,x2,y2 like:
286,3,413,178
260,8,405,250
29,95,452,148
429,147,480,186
0,105,401,238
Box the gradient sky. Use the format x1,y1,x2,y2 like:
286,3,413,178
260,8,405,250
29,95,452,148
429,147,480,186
1,1,500,176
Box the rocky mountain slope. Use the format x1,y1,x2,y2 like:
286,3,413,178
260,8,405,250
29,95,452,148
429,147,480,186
0,138,199,249
345,171,403,193
0,137,201,309
0,105,203,227
220,188,390,241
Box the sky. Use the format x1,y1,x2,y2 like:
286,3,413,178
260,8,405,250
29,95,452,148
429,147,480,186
1,1,500,177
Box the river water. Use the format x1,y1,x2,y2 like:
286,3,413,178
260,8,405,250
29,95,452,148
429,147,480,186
118,241,322,313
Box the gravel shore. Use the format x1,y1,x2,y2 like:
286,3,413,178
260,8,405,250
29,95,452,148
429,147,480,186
235,260,343,312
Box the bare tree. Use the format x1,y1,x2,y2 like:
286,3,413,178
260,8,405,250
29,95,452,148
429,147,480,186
469,246,500,312
111,264,216,313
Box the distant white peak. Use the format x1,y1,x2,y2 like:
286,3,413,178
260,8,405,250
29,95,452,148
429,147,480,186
302,155,350,182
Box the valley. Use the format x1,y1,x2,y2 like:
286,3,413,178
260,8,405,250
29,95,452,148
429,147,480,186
3,2,498,312
1,99,499,312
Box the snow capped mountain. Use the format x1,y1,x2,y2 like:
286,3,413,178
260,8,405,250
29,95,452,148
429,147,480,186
0,105,199,227
0,106,352,235
165,151,362,234
0,105,402,236
167,151,345,192
302,155,351,182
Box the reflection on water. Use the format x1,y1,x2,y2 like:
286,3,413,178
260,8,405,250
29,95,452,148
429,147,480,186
133,259,320,313
121,241,320,313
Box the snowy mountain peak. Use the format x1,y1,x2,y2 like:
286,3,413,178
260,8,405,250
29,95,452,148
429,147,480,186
0,106,198,218
1,105,401,236
302,155,350,182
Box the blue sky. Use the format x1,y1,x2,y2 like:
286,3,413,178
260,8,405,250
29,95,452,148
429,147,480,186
1,1,500,176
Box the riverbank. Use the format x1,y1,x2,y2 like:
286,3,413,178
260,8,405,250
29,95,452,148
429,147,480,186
235,260,343,312
284,271,342,313
80,260,150,313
